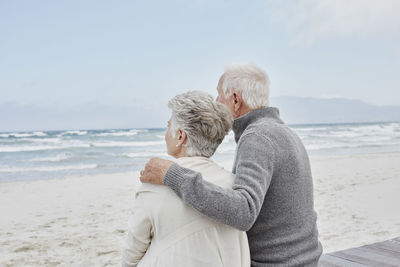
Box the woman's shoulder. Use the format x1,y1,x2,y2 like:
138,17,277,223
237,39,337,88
135,183,171,198
176,157,235,187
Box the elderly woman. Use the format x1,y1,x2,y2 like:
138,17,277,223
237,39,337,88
122,91,250,267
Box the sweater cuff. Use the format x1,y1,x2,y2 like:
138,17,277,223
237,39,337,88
163,163,190,192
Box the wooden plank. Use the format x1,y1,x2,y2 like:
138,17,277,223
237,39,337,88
319,254,367,267
355,246,400,265
393,237,400,243
320,237,400,266
333,248,398,267
370,240,400,254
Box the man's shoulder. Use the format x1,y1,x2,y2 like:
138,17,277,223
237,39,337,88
237,117,293,155
243,115,290,139
239,120,275,143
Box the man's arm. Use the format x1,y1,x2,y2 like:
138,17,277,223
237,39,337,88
122,191,153,267
141,132,275,231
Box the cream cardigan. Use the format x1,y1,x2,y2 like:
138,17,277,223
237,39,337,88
122,156,250,267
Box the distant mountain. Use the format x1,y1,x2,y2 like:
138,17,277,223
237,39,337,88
270,96,400,124
1,97,400,132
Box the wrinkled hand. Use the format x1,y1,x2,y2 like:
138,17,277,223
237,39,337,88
140,157,174,185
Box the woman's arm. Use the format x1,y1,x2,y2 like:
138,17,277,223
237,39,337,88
122,191,153,267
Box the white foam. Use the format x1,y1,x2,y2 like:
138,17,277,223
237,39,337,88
33,131,47,137
0,143,90,153
0,164,98,173
27,154,71,162
3,131,48,138
21,138,62,144
95,131,138,137
0,145,57,153
0,138,166,153
91,141,164,147
293,127,329,132
96,129,149,137
122,152,168,158
60,130,88,136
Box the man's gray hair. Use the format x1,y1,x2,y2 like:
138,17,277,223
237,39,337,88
168,91,232,158
221,62,270,109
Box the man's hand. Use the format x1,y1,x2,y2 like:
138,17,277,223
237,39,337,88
140,157,174,185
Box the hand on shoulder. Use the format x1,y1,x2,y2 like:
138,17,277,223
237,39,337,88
140,157,174,185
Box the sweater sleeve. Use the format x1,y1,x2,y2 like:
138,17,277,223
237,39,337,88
164,132,275,231
122,191,153,267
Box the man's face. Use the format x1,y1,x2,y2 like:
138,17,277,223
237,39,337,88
216,75,236,117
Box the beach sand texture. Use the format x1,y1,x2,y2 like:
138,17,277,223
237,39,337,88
1,152,400,266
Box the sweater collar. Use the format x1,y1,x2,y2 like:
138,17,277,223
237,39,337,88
232,107,281,143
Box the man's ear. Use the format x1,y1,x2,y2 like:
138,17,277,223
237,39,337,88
177,129,187,145
232,92,242,112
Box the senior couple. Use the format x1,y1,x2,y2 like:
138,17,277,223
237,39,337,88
122,63,323,267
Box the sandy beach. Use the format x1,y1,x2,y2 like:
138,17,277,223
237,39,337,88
1,152,400,266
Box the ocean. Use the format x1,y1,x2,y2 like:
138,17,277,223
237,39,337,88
1,122,400,182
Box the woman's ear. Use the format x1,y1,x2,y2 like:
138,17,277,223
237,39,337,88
177,129,187,146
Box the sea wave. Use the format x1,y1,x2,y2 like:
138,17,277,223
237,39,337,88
0,164,98,173
91,141,165,147
94,130,141,137
0,143,90,153
59,130,88,136
1,123,399,181
122,152,169,158
20,138,62,144
27,153,71,162
292,127,329,132
0,145,57,153
0,131,48,138
0,140,164,152
95,132,137,137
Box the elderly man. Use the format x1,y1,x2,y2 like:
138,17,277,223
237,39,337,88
140,63,323,266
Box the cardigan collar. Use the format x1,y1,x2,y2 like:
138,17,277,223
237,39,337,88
232,107,281,143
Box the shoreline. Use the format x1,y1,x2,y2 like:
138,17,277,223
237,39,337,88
1,152,400,265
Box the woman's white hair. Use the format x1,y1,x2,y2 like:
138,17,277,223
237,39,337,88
221,62,270,109
168,91,232,158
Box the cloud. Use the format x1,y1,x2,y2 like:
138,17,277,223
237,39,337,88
267,0,400,44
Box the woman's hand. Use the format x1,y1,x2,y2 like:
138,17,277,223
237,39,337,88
140,157,174,185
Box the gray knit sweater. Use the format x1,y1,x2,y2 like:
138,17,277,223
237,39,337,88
164,107,323,266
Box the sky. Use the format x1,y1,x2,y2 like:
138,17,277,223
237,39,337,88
1,0,400,130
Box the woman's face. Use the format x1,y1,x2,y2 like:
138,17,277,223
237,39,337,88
165,118,179,158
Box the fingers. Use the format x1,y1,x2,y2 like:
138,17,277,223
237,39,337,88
139,173,148,183
139,157,172,185
139,169,147,183
148,157,158,166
